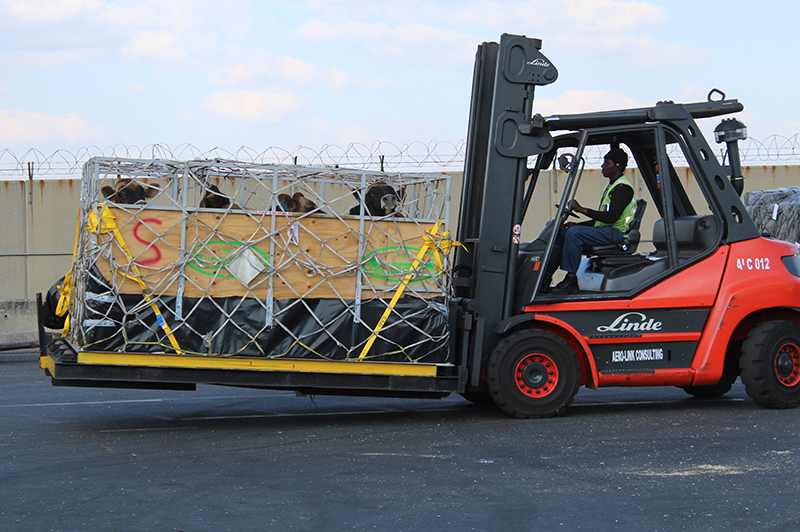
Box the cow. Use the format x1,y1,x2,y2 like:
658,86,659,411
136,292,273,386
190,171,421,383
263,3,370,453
349,182,401,216
278,192,321,213
199,185,232,209
101,179,160,204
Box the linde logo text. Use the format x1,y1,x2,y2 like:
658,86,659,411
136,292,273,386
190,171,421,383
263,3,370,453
597,312,662,333
527,58,550,67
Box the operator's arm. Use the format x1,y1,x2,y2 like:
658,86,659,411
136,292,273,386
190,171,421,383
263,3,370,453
581,184,633,225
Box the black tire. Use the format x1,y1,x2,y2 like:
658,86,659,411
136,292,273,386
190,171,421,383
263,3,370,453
459,391,496,408
681,373,738,398
487,329,580,419
740,320,800,409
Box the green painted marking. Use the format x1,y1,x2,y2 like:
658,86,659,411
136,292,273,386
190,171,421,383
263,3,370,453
362,246,436,281
187,240,270,277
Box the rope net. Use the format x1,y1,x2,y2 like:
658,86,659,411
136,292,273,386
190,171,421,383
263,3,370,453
68,157,454,364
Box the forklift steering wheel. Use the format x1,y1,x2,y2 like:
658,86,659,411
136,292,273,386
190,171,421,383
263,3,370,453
555,203,580,223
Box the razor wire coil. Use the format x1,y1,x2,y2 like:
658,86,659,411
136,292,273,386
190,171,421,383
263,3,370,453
3,135,800,179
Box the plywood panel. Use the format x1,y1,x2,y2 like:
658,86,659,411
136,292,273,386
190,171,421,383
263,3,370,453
92,207,444,300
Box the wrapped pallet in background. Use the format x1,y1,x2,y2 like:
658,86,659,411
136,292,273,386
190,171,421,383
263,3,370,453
743,187,800,244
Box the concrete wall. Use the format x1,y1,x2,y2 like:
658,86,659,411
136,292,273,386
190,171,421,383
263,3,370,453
0,179,79,300
1,165,798,341
1,300,38,345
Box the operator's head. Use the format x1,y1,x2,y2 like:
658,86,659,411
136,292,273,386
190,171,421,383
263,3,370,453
602,148,628,178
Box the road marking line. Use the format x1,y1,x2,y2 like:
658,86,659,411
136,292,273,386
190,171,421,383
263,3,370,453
98,426,197,433
0,398,164,408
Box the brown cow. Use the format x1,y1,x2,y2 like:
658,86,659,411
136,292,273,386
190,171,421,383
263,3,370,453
349,182,400,216
101,179,160,204
278,192,321,213
199,185,232,209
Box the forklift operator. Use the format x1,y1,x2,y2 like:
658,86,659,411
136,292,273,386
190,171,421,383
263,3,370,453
548,148,637,294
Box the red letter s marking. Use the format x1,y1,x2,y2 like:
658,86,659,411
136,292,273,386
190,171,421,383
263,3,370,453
133,218,163,266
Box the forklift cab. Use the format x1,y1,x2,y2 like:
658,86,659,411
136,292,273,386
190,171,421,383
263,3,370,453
516,123,727,307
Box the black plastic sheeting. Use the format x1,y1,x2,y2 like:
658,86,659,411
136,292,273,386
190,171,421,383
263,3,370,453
41,276,67,330
743,187,800,244
78,269,450,364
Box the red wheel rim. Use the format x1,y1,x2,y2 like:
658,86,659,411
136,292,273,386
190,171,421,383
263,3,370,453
774,342,800,387
515,353,559,398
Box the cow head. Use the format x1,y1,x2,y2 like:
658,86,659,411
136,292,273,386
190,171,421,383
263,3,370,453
199,185,231,209
278,192,320,213
349,182,401,216
101,179,160,204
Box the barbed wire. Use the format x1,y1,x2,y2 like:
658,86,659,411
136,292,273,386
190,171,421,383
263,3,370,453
1,134,799,179
0,140,466,179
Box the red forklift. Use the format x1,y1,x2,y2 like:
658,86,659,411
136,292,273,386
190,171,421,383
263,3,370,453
38,34,800,418
454,34,800,417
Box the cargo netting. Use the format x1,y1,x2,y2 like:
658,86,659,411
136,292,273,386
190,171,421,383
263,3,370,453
65,157,454,364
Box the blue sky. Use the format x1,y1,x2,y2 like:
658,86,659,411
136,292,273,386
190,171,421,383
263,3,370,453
1,0,797,157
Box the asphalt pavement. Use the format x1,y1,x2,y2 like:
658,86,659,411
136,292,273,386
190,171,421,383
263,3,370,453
2,353,800,532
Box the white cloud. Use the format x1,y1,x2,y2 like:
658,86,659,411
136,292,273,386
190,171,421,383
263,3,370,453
738,112,800,140
6,0,103,22
572,34,709,68
211,47,392,91
0,48,107,68
678,84,708,103
304,0,420,22
534,90,645,116
295,20,477,67
204,90,305,122
418,0,668,32
121,30,188,60
3,0,240,66
212,49,317,87
0,109,108,143
294,1,698,69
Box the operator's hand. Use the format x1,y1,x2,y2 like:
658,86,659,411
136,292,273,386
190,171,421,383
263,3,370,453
569,199,588,215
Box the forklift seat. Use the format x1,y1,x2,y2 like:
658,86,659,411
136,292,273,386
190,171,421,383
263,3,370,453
587,198,647,257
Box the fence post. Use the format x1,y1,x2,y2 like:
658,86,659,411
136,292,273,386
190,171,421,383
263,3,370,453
27,162,34,205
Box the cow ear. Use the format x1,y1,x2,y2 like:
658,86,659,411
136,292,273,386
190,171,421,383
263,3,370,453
397,186,406,201
144,183,161,199
100,186,115,198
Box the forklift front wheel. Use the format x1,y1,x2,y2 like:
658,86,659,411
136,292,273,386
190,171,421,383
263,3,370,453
741,320,800,409
487,329,580,418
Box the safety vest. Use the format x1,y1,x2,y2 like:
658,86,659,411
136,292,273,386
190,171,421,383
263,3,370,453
595,175,637,233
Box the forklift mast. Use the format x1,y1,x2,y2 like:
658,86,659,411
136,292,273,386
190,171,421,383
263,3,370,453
454,34,558,368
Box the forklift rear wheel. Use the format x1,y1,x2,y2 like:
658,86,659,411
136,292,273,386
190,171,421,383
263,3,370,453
487,329,579,418
740,320,800,409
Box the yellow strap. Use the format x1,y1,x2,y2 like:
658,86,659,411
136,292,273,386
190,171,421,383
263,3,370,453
423,228,466,270
88,205,183,354
358,219,449,360
54,219,82,335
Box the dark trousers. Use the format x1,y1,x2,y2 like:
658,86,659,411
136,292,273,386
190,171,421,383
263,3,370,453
553,225,624,274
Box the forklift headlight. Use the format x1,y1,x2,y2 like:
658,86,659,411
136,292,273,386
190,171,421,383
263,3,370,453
782,255,800,278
